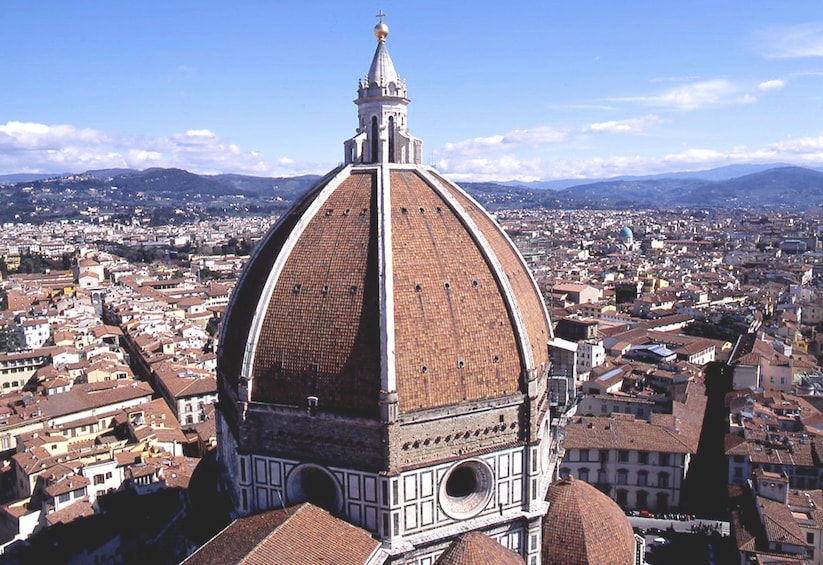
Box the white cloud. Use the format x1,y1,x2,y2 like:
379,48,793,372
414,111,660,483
758,79,785,91
502,127,569,145
440,126,570,158
0,121,109,150
435,133,823,182
582,115,662,134
177,65,198,77
757,22,823,59
0,121,272,175
611,79,747,110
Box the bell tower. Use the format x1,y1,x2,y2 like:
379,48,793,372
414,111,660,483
344,12,422,165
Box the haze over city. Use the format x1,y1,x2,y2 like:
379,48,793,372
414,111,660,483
2,1,823,182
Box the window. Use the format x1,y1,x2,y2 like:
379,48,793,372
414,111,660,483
618,450,629,462
94,474,105,485
637,470,648,486
578,468,589,483
59,493,70,503
599,450,609,462
659,453,670,466
808,532,815,544
579,450,589,463
638,452,648,464
658,472,670,488
637,490,648,509
616,488,628,506
617,469,628,485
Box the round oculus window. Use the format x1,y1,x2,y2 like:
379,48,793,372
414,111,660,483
439,459,494,520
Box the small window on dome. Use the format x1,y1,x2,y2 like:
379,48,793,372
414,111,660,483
457,359,465,369
414,284,422,292
493,354,500,363
350,285,358,294
419,207,425,214
444,281,451,290
321,285,329,295
471,280,479,288
293,284,302,293
436,207,442,214
343,208,350,216
400,207,408,215
360,208,368,216
325,209,334,217
309,362,319,373
421,365,428,374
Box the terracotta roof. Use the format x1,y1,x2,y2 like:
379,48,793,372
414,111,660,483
43,497,94,526
183,503,380,565
434,531,524,565
220,166,552,418
564,414,695,454
542,476,636,565
757,496,809,547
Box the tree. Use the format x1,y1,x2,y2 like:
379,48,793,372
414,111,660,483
0,325,24,353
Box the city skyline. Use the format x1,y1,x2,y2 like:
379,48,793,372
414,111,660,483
1,1,822,182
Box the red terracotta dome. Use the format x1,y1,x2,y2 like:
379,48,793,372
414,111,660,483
542,476,637,565
218,165,552,418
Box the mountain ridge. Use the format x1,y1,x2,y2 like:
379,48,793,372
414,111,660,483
0,164,820,224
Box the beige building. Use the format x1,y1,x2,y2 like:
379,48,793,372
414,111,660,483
560,408,701,512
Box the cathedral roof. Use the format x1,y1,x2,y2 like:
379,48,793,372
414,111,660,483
183,503,380,564
219,164,552,417
542,476,636,565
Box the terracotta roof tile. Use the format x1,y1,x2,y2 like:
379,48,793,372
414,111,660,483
183,503,379,565
542,476,636,565
434,531,524,565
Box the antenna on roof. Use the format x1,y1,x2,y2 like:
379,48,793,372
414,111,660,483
277,490,290,516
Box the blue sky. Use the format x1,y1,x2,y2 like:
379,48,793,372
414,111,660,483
1,1,822,182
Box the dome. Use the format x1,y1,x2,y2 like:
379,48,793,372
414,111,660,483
214,23,556,549
218,164,553,419
618,226,633,242
542,476,636,565
434,531,525,565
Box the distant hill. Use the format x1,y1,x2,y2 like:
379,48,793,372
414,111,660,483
506,163,800,190
0,173,66,184
463,166,823,211
0,165,820,224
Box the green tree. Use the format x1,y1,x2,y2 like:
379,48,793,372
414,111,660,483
0,325,24,353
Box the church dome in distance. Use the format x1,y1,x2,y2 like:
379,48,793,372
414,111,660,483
542,476,636,565
619,226,634,243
